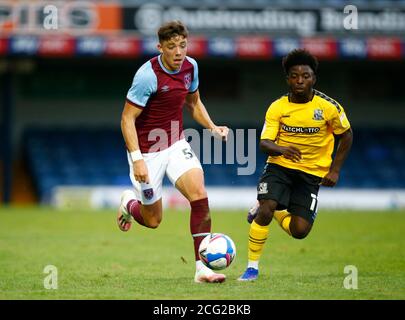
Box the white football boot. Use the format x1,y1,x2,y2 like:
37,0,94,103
117,190,136,232
194,265,226,283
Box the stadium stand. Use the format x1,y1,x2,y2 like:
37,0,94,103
24,127,405,203
2,0,404,206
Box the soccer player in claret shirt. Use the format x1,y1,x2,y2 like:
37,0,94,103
117,20,229,283
238,49,353,281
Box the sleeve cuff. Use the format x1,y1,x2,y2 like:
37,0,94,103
126,98,145,109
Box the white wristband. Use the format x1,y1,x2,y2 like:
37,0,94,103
130,150,143,162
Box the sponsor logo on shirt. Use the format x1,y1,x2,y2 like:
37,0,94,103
281,124,320,134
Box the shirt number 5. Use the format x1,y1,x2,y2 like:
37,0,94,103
182,148,194,160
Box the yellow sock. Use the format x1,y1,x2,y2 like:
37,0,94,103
248,220,270,262
273,210,292,236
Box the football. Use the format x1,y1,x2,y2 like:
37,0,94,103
198,233,236,270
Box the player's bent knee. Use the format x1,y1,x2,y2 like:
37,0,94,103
144,217,161,229
146,222,160,229
141,209,162,229
290,227,310,239
291,231,308,239
289,215,312,239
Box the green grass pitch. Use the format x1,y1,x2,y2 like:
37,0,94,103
0,207,404,300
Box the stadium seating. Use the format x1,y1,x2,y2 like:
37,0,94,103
24,127,405,202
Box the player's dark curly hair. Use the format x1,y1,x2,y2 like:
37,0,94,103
282,49,319,75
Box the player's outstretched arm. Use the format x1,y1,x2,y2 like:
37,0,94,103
121,101,150,184
185,90,229,141
321,128,353,187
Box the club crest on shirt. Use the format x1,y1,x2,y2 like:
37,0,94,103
313,109,324,120
143,188,154,200
184,73,192,89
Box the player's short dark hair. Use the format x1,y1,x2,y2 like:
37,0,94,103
158,20,188,42
282,49,319,75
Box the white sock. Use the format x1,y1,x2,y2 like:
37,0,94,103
123,191,136,207
248,260,259,270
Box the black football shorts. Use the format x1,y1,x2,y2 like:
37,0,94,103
257,163,322,224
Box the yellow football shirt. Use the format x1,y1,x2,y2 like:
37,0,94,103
260,90,351,177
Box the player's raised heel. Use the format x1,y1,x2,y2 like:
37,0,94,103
238,267,259,281
194,267,226,283
117,190,136,232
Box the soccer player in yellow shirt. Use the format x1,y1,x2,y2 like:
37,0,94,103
238,49,353,281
